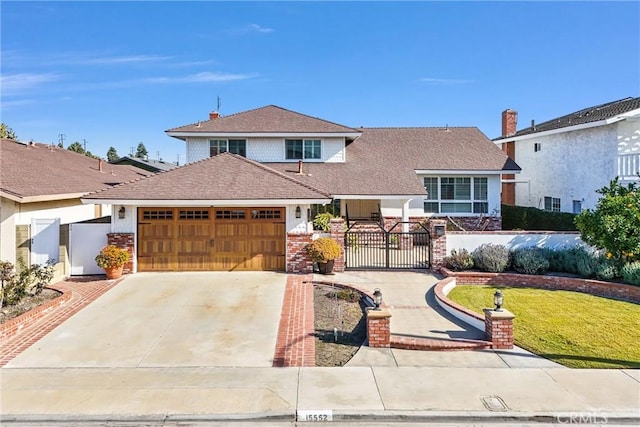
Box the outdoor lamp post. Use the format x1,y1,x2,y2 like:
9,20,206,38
295,206,302,218
118,206,126,219
373,288,383,310
494,289,504,312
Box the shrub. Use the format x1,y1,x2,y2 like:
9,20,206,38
313,212,336,232
595,258,619,281
473,243,510,273
442,249,474,271
95,245,130,269
621,262,640,286
511,248,550,275
336,288,360,302
306,237,342,263
575,250,599,278
16,259,55,296
501,204,578,231
544,246,593,275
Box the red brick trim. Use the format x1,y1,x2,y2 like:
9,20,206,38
434,277,485,324
441,267,640,304
0,286,70,341
390,335,491,351
273,274,315,367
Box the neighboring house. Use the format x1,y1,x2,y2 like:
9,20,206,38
494,97,640,213
109,156,178,173
0,139,152,279
83,105,518,274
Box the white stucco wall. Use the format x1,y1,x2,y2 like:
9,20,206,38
512,125,618,212
446,232,587,253
184,137,346,163
0,197,17,263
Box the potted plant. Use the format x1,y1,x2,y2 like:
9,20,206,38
306,237,342,274
95,245,130,279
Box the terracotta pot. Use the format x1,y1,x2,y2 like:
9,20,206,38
317,259,335,275
104,265,124,280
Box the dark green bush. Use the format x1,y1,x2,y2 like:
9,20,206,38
621,262,640,286
501,204,578,231
511,248,550,275
442,249,474,271
473,244,510,273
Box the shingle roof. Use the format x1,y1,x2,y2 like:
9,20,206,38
165,105,361,135
110,156,178,172
497,97,640,139
0,139,153,201
83,152,331,201
265,127,519,196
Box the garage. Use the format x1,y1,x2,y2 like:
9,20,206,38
137,207,285,272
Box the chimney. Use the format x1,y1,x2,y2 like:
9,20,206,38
98,158,103,172
209,111,220,120
501,109,518,137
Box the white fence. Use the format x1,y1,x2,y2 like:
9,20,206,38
446,231,586,254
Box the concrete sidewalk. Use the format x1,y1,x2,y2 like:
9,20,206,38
1,366,638,424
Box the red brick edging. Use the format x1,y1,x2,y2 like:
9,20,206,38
273,274,315,367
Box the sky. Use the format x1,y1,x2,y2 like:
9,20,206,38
2,1,639,165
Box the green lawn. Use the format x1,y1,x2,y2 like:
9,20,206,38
447,285,640,369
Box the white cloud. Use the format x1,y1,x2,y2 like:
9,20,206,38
1,73,59,92
143,72,256,84
420,77,473,85
62,54,172,66
226,23,275,36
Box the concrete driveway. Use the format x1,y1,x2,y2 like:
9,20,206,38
5,272,286,368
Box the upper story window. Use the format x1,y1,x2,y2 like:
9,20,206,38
534,142,542,152
544,196,561,212
286,139,321,160
210,139,246,157
423,177,488,214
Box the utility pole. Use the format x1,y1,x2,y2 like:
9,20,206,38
58,133,66,146
82,139,87,152
156,151,160,160
176,154,180,166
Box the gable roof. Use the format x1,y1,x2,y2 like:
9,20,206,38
0,139,153,202
266,127,520,196
165,105,361,137
110,156,178,172
495,96,640,140
83,152,331,202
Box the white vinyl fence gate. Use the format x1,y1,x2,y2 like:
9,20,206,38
69,223,110,275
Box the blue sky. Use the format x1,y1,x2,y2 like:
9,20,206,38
2,1,639,164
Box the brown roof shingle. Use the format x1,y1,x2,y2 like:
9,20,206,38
0,139,153,201
266,127,519,196
83,152,331,201
166,105,361,136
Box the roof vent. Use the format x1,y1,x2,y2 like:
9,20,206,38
531,119,536,131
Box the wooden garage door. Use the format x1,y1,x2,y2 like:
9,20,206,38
137,207,285,272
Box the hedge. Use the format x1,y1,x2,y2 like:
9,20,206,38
501,204,578,231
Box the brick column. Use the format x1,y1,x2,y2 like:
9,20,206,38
428,219,447,269
483,309,515,349
366,308,392,348
286,232,313,273
107,233,135,274
329,218,345,272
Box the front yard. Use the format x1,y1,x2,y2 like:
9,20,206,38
448,285,640,369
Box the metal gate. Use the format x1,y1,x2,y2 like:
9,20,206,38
344,221,430,269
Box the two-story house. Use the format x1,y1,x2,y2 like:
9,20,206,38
494,97,640,213
83,105,519,273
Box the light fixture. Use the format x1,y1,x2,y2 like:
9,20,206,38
373,288,383,310
494,289,503,312
118,206,126,219
435,225,445,237
295,206,301,219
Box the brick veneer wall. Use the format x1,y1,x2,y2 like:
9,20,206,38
107,233,135,274
428,219,448,268
329,218,345,272
366,309,391,348
286,232,313,273
483,309,515,349
442,268,640,304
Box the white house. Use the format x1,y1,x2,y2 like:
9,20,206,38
494,97,640,213
83,105,519,274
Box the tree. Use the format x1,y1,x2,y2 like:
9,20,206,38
57,142,64,148
0,123,17,139
135,142,148,159
67,141,86,154
106,146,119,161
576,178,640,265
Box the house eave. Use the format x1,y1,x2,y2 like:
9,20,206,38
81,198,332,206
1,191,88,203
165,131,362,140
414,169,511,175
334,194,426,200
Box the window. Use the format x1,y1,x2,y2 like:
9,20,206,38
216,209,246,219
572,200,582,214
142,210,174,220
534,143,542,152
210,139,246,157
179,210,209,220
251,209,281,219
422,177,489,215
286,139,321,160
544,197,561,212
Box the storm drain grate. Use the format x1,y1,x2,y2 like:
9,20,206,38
481,395,509,412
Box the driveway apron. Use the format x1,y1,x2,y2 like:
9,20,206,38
4,272,286,368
